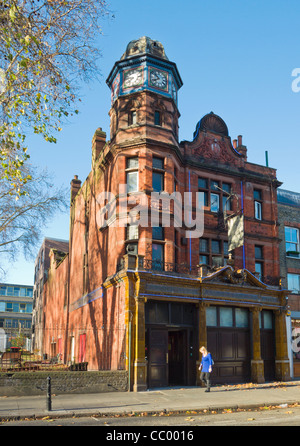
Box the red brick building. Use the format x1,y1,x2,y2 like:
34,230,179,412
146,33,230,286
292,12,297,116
42,37,289,390
277,189,300,377
32,238,69,357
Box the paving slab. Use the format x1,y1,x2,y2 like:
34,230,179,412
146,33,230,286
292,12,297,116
1,381,300,420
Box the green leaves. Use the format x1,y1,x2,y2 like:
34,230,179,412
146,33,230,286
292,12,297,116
9,4,17,22
19,57,28,68
0,0,111,196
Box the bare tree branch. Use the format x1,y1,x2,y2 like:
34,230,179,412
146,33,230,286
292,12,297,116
0,164,68,265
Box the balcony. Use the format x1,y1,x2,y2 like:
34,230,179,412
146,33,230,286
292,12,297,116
143,258,199,276
117,254,200,277
116,254,281,287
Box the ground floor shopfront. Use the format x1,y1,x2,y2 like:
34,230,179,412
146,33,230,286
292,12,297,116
114,256,290,391
144,302,284,388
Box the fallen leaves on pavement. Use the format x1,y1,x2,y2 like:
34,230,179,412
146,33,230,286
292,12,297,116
185,416,195,422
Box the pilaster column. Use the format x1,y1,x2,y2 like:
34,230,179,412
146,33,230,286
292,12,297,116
250,307,265,383
133,296,147,392
196,303,207,386
275,310,291,381
124,275,134,391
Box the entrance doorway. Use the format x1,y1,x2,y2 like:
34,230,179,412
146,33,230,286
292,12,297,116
147,329,168,388
145,300,197,388
168,330,186,385
146,328,195,388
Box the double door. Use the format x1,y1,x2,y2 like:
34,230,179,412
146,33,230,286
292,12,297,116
146,328,195,388
207,327,251,384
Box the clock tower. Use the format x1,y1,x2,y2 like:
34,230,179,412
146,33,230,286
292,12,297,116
106,36,183,146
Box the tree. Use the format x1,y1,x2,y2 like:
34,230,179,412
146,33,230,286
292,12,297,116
0,164,68,273
0,0,111,194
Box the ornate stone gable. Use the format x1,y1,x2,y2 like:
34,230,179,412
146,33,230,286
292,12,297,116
190,133,242,167
201,265,264,286
201,265,281,290
181,112,245,168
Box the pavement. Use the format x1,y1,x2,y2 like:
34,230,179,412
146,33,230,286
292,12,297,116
1,380,300,421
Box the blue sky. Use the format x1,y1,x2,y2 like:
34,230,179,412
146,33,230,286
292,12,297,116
3,0,300,285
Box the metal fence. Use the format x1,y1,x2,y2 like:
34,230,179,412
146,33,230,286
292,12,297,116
0,326,126,372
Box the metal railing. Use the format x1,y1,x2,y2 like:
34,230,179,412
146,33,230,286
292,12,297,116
142,258,199,275
0,326,126,372
117,256,281,286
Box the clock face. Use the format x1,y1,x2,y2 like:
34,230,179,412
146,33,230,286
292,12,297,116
123,67,143,89
149,68,168,91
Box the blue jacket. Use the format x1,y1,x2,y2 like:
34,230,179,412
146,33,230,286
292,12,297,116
201,353,213,373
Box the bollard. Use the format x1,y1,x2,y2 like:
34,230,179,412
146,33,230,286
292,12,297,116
47,376,52,411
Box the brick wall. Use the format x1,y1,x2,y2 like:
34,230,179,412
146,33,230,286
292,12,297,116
0,371,128,396
278,202,300,312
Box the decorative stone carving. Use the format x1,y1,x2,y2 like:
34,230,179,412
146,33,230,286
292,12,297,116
193,136,239,166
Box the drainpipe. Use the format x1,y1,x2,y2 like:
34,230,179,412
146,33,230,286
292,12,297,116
128,319,132,392
188,170,192,272
64,176,81,364
241,180,246,269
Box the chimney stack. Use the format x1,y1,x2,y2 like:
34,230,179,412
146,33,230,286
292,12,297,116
92,127,106,167
237,134,247,160
70,175,81,203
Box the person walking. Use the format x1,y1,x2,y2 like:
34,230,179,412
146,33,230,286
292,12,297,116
199,346,213,392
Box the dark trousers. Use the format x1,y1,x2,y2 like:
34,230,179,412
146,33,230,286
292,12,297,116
200,371,211,389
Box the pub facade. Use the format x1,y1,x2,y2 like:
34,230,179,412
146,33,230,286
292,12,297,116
42,37,290,390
